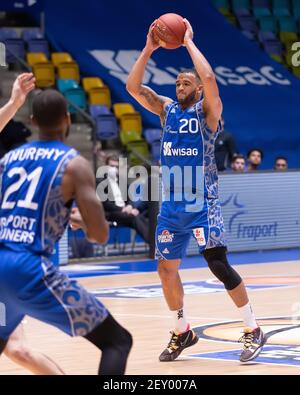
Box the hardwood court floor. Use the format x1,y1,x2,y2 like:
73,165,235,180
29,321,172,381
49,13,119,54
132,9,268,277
1,259,300,375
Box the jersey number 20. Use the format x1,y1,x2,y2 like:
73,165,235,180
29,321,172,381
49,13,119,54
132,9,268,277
179,118,199,134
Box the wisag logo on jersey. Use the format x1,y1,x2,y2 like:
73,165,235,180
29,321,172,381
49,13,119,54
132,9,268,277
163,142,198,157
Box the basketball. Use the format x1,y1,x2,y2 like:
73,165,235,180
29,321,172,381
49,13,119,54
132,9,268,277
153,13,186,49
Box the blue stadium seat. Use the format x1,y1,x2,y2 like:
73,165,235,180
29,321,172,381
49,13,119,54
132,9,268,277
0,28,18,40
65,88,87,114
234,8,252,16
57,79,78,94
5,39,25,63
237,15,258,32
241,30,257,39
259,16,278,32
263,40,283,54
95,114,119,140
22,28,43,42
232,0,251,12
293,7,300,22
57,79,87,113
253,7,272,17
28,39,50,58
252,0,271,7
272,0,291,17
258,30,277,42
151,140,161,162
89,104,111,119
144,128,161,144
278,16,297,32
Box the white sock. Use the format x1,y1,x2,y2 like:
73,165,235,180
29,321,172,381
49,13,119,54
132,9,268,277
172,308,189,334
239,302,257,329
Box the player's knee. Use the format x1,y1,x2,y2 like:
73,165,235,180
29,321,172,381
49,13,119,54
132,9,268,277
85,314,133,355
157,260,177,280
118,327,133,355
203,247,242,290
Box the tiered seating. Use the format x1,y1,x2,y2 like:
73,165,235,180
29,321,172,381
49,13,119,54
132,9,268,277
211,0,300,76
11,28,157,162
57,79,87,113
27,52,55,88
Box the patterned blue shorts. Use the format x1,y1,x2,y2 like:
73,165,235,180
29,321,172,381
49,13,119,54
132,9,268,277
0,248,108,340
156,198,227,260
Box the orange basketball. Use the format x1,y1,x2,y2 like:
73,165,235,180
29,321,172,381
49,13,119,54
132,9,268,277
153,13,186,49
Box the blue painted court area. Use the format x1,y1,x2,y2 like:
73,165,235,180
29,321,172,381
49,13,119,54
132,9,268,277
188,345,300,367
64,248,300,278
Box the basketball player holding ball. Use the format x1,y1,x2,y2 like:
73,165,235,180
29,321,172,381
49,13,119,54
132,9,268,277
127,15,266,363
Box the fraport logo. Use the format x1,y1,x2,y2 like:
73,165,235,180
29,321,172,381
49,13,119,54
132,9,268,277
221,193,278,241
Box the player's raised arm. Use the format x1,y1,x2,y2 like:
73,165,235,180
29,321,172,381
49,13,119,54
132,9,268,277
0,73,35,132
126,21,172,121
183,19,222,132
66,156,109,244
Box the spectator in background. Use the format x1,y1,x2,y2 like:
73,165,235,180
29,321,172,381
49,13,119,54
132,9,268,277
214,116,238,171
99,154,149,243
231,154,246,173
274,156,288,171
0,119,32,157
246,148,263,171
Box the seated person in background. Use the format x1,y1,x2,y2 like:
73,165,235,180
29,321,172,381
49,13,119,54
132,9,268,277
69,227,94,259
99,154,149,243
246,148,263,171
214,116,238,171
0,119,32,157
274,156,288,171
231,154,246,173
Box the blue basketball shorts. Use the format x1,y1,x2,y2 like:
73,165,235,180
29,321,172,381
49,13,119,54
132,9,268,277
156,198,227,260
0,247,108,340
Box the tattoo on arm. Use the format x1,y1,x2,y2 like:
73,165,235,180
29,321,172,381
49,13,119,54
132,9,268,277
140,86,165,107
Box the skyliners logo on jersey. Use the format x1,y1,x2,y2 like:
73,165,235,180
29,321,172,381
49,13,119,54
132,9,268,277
0,302,6,327
188,317,300,367
163,142,198,156
158,230,174,243
89,50,292,86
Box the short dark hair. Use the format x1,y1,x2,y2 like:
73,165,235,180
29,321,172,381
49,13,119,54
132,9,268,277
106,154,119,165
32,89,68,130
232,154,245,163
247,148,264,160
178,68,201,83
275,156,288,163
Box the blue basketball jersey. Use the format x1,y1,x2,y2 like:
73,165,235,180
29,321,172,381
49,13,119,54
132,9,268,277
160,99,221,212
0,140,78,256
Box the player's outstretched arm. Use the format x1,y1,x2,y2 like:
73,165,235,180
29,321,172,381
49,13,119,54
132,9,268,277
0,73,35,132
65,156,109,244
126,21,172,121
183,19,222,132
